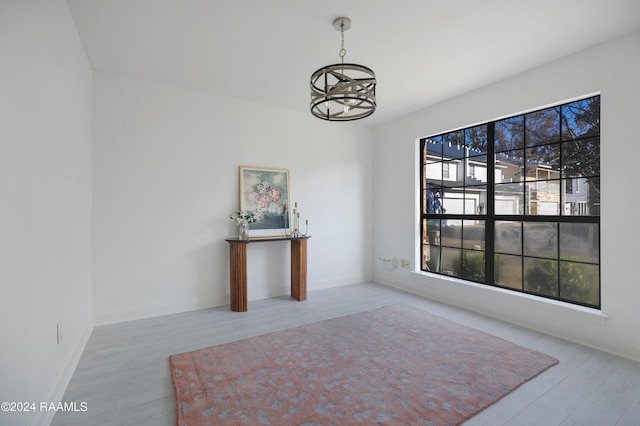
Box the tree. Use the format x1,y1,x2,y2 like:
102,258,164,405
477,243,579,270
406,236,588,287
561,96,601,214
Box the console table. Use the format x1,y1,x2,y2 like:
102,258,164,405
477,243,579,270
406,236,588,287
225,236,310,312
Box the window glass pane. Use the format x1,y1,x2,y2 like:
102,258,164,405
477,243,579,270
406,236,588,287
425,136,443,156
564,177,599,216
526,180,561,215
443,130,464,148
424,219,442,241
440,189,464,215
524,258,558,297
441,247,461,277
465,185,487,215
440,221,462,248
425,184,445,214
424,219,441,272
425,159,442,181
523,222,558,259
425,245,441,272
495,183,524,215
495,150,524,183
495,221,522,255
442,160,461,182
559,223,599,263
562,97,600,141
495,116,524,152
426,219,442,244
467,155,488,184
462,249,485,282
526,107,560,147
586,178,600,216
465,125,487,156
562,137,600,178
442,143,466,160
494,253,522,289
463,219,485,249
525,144,560,179
560,261,599,306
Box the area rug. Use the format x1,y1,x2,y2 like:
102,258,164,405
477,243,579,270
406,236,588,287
169,304,558,425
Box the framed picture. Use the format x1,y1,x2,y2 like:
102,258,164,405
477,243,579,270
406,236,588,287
239,166,291,237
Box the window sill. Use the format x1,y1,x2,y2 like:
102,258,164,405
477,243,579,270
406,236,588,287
409,270,609,326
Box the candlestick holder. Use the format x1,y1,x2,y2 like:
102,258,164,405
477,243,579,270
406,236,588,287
284,201,309,237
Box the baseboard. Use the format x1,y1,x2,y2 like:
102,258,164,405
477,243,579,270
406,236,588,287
32,318,93,426
94,278,369,326
309,275,372,291
94,296,228,326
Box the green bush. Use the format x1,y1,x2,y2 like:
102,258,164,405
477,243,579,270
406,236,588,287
524,257,599,306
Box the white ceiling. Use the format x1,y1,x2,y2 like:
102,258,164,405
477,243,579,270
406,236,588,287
67,0,640,126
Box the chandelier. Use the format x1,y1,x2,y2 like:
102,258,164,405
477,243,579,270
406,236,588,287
310,17,377,121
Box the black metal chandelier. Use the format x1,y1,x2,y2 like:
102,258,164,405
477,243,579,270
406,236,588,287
310,17,377,121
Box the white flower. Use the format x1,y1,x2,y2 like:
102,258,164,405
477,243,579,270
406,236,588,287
230,210,257,225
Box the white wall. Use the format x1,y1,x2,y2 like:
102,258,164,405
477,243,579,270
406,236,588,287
0,1,93,425
373,30,640,362
92,72,373,324
2,4,636,424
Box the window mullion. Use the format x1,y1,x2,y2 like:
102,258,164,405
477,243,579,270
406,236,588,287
486,123,495,285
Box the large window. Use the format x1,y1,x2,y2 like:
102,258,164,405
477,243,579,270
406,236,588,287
420,95,600,308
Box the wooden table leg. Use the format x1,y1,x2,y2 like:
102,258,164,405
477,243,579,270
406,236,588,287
290,238,307,301
229,241,248,312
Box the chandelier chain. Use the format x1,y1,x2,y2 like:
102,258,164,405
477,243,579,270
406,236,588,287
339,23,346,64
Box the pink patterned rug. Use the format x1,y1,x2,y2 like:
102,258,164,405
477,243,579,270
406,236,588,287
169,304,558,425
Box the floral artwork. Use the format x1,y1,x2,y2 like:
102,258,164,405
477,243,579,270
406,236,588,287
239,166,290,237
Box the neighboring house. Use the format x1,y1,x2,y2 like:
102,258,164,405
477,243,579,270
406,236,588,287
424,139,591,216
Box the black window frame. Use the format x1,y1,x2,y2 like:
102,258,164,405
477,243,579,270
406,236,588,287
420,95,601,309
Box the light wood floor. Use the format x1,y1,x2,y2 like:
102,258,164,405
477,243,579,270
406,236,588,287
52,282,640,426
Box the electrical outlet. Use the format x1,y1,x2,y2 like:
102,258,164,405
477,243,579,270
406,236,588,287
57,322,62,345
400,259,411,269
